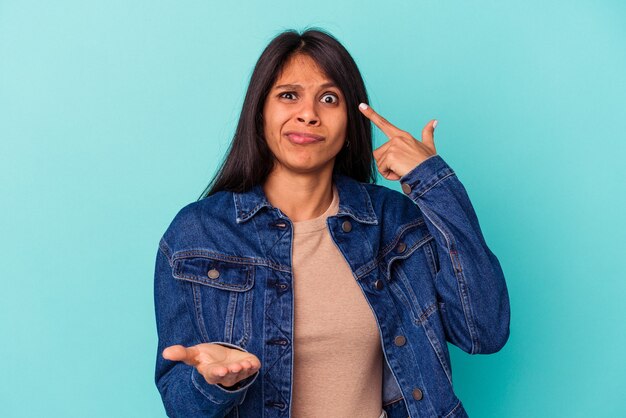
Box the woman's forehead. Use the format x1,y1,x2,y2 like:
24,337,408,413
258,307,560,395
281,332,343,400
273,54,335,89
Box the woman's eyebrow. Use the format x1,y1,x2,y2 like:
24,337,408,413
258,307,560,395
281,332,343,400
273,82,338,90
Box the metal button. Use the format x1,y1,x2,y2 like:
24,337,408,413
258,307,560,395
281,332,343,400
394,335,406,346
396,242,407,253
412,388,423,400
207,268,220,279
342,220,352,232
401,183,412,194
375,279,384,290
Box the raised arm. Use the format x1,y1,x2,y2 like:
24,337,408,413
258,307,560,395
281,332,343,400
359,102,510,354
399,155,510,354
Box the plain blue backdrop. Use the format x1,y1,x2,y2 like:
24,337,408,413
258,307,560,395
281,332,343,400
1,1,624,417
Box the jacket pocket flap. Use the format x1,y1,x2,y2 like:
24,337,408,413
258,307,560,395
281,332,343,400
381,220,431,281
172,257,254,291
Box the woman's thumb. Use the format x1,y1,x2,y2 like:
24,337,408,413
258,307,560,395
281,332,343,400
421,119,437,150
163,345,196,366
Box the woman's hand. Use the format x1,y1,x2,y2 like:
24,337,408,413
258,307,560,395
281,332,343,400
358,103,438,181
163,343,261,388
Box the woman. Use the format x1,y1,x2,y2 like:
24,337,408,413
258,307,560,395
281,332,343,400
154,28,510,418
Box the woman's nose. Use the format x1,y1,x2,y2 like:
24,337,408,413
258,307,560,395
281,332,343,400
296,100,320,125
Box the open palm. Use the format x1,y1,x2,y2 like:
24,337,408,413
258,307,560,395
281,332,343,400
163,343,261,388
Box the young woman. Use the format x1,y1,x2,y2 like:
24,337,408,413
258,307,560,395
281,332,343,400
154,28,510,418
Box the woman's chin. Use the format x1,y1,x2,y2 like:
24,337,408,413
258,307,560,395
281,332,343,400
277,160,333,176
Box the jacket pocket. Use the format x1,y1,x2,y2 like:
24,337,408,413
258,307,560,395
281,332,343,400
173,256,254,291
380,220,433,322
172,255,255,347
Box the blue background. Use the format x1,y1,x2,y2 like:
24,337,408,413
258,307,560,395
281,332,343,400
1,1,624,417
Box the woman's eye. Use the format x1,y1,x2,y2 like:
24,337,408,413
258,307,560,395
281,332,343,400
321,93,339,104
278,91,339,103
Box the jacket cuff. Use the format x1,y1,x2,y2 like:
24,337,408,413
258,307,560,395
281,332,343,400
190,341,260,403
399,154,455,198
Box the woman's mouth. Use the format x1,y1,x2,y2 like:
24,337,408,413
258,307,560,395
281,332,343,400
284,132,325,144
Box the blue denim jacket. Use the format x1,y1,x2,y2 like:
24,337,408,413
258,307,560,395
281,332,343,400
154,154,511,418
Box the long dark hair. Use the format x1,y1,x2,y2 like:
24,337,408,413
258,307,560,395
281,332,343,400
198,27,375,200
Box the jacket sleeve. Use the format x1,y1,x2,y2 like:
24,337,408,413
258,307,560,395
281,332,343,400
398,154,511,355
154,238,260,417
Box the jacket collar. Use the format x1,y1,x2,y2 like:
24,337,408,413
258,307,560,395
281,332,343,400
233,172,378,225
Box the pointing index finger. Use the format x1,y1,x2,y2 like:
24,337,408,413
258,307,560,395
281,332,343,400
358,103,403,139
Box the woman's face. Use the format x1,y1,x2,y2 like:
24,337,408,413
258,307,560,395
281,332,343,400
262,53,348,176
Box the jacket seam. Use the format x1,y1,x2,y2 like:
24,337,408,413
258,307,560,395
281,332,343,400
158,237,173,267
415,171,456,199
171,249,290,273
358,218,427,279
418,204,479,355
190,366,236,405
450,250,481,354
380,234,433,282
379,218,425,257
443,399,463,418
192,282,211,342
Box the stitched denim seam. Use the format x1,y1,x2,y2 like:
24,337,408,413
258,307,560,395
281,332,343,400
234,290,252,348
393,265,424,323
450,250,480,354
159,237,173,266
443,399,463,418
354,218,428,279
378,233,432,282
418,206,478,355
173,260,254,291
172,249,290,273
224,291,237,343
423,237,439,278
415,171,456,199
420,304,453,385
192,283,210,342
379,218,426,257
190,367,232,405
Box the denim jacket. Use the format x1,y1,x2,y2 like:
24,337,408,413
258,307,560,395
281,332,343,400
154,154,511,418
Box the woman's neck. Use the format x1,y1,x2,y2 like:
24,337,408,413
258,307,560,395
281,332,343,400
262,165,335,222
